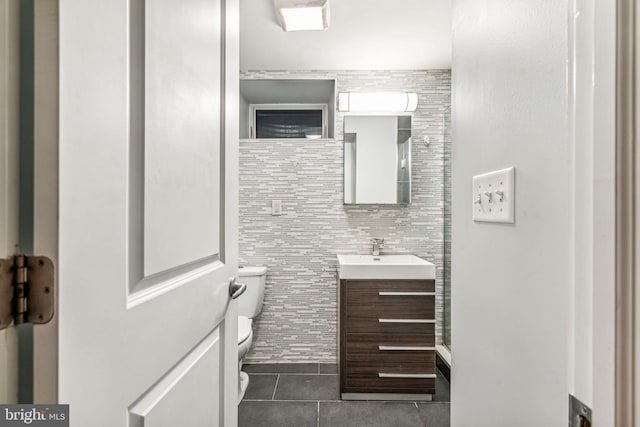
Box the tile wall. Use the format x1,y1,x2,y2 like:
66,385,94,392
239,70,451,362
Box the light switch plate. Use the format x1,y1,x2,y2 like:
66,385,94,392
271,200,282,216
472,167,515,223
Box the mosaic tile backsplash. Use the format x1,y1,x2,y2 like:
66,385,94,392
239,70,451,362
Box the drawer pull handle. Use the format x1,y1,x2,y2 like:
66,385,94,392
378,346,435,351
378,318,436,324
378,292,435,296
378,373,437,379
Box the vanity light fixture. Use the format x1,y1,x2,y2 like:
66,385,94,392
274,0,330,32
337,92,419,113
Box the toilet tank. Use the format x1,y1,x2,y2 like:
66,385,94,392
237,266,267,318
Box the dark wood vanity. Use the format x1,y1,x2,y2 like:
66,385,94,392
339,278,436,399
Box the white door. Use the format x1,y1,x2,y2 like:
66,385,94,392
57,0,240,425
0,0,19,405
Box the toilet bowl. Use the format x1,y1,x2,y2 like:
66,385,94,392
237,316,253,401
236,266,267,402
238,316,253,362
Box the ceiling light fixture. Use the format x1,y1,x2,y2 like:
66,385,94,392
337,92,419,113
274,0,330,32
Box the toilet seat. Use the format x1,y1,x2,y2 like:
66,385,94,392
238,316,253,345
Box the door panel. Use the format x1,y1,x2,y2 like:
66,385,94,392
143,0,222,277
129,329,221,427
0,0,20,405
58,0,239,425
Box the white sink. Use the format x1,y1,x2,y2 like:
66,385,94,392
337,254,435,280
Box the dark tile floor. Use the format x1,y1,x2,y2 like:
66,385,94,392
239,363,450,427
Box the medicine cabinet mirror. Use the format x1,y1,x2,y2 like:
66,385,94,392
343,115,411,205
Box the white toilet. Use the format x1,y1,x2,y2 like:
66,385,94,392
237,266,267,402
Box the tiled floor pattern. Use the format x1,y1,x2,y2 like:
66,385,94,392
239,363,450,427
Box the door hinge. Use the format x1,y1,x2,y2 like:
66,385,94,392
569,394,592,427
0,255,54,331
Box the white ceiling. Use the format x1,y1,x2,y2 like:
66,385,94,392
240,0,452,71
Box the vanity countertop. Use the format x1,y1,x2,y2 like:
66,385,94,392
337,254,435,280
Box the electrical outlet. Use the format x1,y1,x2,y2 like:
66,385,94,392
472,167,515,223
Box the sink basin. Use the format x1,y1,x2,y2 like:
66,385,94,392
337,254,435,280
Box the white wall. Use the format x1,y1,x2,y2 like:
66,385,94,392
239,94,249,139
451,1,570,426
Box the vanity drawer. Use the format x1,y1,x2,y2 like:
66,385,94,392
342,334,436,394
345,335,435,375
346,299,435,320
346,348,435,367
344,279,435,299
345,316,436,335
345,333,435,356
345,280,435,321
342,364,436,394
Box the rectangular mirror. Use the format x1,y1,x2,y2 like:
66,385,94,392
343,115,411,204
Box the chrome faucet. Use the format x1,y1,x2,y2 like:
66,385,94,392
372,238,384,256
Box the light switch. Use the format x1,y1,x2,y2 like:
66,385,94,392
271,200,282,216
472,167,515,223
